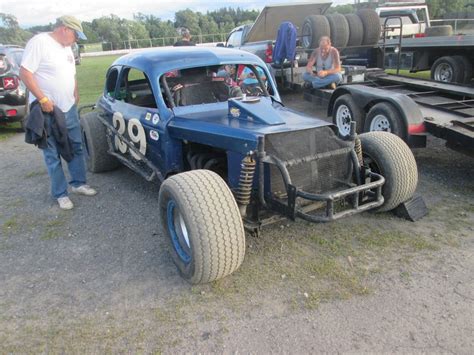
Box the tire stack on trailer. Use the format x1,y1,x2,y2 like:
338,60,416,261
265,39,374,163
302,9,380,49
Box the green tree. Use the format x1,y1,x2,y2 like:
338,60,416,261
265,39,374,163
0,13,32,45
426,0,468,18
175,9,200,35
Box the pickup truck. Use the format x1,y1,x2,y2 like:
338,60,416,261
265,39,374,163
376,2,431,38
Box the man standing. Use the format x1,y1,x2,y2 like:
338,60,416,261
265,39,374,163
303,36,343,89
173,28,196,46
20,15,97,210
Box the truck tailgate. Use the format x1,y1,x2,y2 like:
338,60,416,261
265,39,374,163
246,1,331,43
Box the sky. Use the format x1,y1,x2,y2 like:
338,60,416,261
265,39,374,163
0,0,355,27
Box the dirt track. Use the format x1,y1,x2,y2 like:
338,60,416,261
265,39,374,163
0,94,473,353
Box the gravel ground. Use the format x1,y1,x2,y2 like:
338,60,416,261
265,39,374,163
0,93,473,353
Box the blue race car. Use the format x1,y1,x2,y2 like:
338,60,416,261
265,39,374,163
80,47,418,284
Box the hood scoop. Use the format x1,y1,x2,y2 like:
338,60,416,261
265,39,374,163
228,96,285,125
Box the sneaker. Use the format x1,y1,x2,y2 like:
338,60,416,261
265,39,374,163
71,185,97,196
329,82,337,90
58,196,74,210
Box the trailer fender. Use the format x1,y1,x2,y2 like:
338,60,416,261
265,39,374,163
328,85,425,139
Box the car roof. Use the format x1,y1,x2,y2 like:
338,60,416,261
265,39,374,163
112,46,266,76
0,46,23,55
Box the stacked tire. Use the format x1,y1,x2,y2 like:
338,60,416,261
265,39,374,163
302,9,380,49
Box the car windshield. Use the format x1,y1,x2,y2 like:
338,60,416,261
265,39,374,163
162,64,270,108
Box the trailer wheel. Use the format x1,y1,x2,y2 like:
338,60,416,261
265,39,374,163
159,170,246,284
360,132,418,212
357,9,380,46
431,56,464,83
453,55,473,84
364,102,404,139
302,15,330,49
80,112,119,172
333,94,363,137
345,13,364,47
326,14,349,48
425,25,453,37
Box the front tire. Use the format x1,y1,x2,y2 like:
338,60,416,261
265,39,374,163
360,132,418,212
80,111,119,172
159,170,246,284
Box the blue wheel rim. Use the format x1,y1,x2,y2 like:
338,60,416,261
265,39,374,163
167,200,191,264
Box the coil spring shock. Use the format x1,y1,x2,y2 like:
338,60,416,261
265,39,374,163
236,155,256,215
355,136,363,166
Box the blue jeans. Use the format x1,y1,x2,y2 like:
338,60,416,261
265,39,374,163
303,72,342,89
42,104,87,199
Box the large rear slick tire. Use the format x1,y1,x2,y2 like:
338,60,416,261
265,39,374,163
159,170,246,284
302,15,330,49
357,9,380,46
326,14,349,48
360,132,418,212
80,111,119,173
345,13,364,47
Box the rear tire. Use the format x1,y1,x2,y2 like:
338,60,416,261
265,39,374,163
345,13,364,47
302,15,330,49
332,94,364,137
453,55,473,84
159,170,246,284
365,102,404,140
80,111,119,173
357,9,380,46
359,132,418,212
326,14,349,48
430,56,464,83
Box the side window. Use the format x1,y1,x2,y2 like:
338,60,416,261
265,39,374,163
416,9,426,23
105,68,119,99
227,30,243,48
117,68,157,108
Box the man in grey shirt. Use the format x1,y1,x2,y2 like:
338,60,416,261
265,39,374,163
303,36,343,89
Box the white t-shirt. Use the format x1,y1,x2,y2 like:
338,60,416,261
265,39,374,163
21,33,76,112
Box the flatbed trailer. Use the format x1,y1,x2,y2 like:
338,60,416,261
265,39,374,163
342,34,474,84
304,70,474,156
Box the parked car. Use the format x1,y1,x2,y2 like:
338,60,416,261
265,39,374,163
72,43,81,65
79,47,418,284
0,45,28,129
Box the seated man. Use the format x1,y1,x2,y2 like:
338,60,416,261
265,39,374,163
239,65,266,95
303,36,342,90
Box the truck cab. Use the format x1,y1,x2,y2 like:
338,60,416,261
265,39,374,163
376,2,431,38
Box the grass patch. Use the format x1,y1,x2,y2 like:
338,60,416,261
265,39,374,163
40,218,68,240
0,122,21,141
386,69,431,80
2,217,18,234
25,170,47,179
76,55,121,106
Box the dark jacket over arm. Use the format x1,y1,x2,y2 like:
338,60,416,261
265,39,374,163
24,101,74,162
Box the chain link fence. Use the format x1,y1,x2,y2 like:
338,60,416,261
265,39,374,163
82,33,228,53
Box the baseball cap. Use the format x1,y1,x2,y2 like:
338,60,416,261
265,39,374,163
57,15,87,40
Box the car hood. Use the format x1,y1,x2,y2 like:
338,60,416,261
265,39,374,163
167,96,334,154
